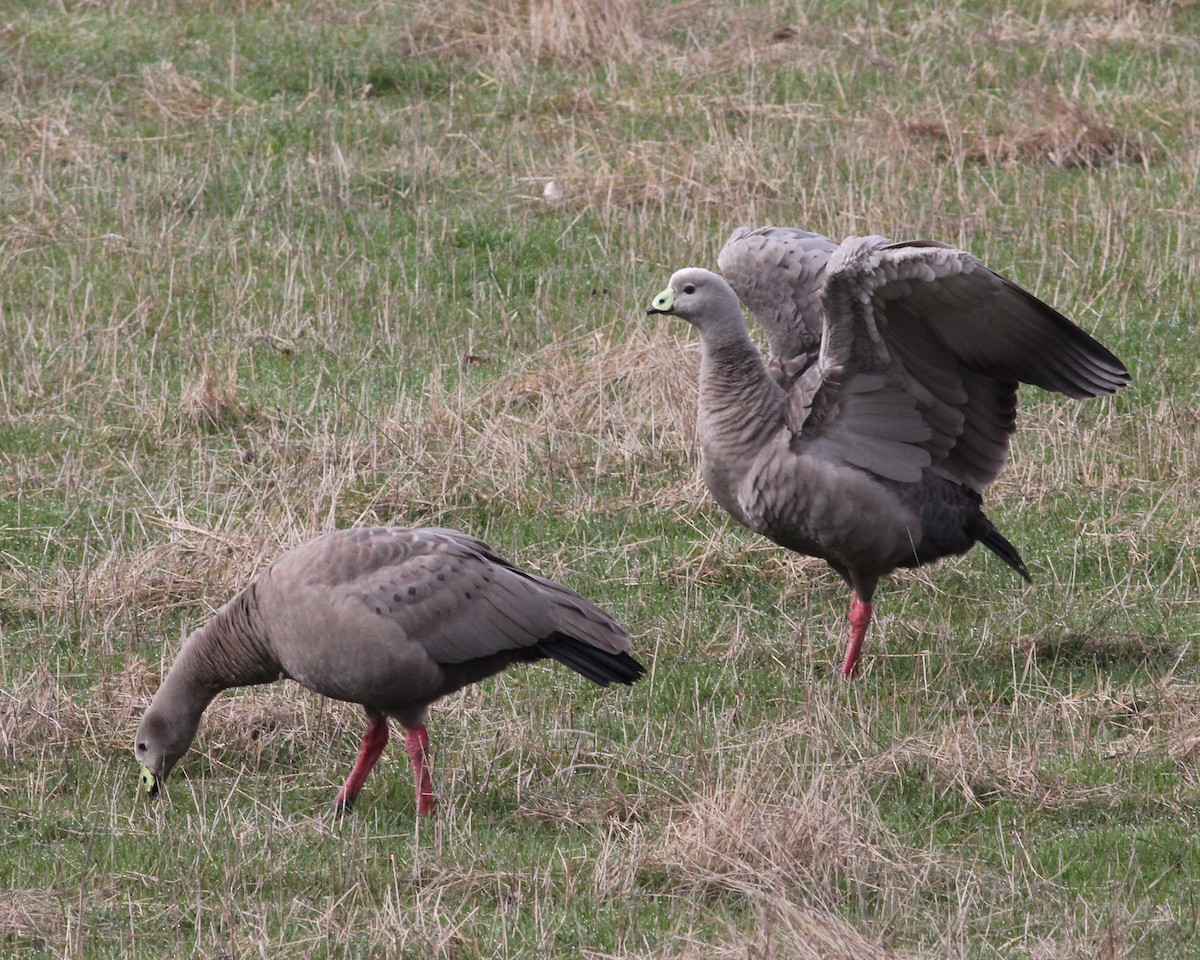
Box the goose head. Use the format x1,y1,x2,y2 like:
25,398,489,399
647,268,746,336
135,703,200,799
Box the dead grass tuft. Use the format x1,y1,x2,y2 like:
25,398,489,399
985,4,1183,49
403,0,670,68
141,60,233,126
514,793,640,826
642,718,957,944
901,97,1149,169
656,787,862,892
0,888,75,949
75,524,271,619
1020,902,1144,960
527,0,649,63
1029,629,1181,669
0,660,158,761
5,114,103,166
1136,682,1200,768
376,320,702,518
520,125,806,222
196,686,355,779
183,349,245,427
645,760,933,959
660,902,921,960
1169,719,1200,766
863,719,1059,808
0,669,91,761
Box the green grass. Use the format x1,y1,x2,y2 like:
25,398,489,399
3,0,1200,956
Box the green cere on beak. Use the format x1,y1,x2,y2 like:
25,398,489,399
648,287,675,314
140,765,158,798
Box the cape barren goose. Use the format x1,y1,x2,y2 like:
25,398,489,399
648,226,1129,677
135,526,644,815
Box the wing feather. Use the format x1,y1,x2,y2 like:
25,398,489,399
325,528,632,666
718,226,836,367
734,231,1127,491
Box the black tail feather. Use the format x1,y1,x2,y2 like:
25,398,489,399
539,634,646,687
979,522,1032,583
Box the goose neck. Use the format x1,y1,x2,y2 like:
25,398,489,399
176,583,284,695
698,333,784,424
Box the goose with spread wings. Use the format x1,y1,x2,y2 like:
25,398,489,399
648,226,1129,676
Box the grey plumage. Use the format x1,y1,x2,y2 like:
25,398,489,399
134,526,643,814
649,226,1129,675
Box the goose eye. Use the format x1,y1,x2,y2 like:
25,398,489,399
682,284,696,295
136,741,147,753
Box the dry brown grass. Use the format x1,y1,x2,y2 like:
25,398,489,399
3,113,105,168
900,97,1149,169
1,668,95,763
396,0,846,104
649,905,924,960
0,658,155,768
402,0,645,66
0,888,78,952
79,528,259,616
182,348,246,427
141,60,235,127
985,2,1183,47
1,317,704,629
870,723,1048,807
637,713,952,959
374,320,703,520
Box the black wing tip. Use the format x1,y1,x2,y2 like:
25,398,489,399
540,636,647,687
1063,340,1131,397
1055,361,1131,398
600,651,648,686
1003,276,1132,396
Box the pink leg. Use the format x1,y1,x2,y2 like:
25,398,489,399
841,595,874,678
405,725,435,817
334,713,389,811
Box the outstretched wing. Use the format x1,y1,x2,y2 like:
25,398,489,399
795,235,1129,490
718,226,837,371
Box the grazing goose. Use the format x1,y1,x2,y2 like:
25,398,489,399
648,226,1129,676
135,526,644,815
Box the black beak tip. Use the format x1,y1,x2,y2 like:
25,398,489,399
140,766,161,800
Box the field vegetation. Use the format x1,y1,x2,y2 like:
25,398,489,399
2,0,1199,956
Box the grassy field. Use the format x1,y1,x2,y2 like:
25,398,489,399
2,0,1199,956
